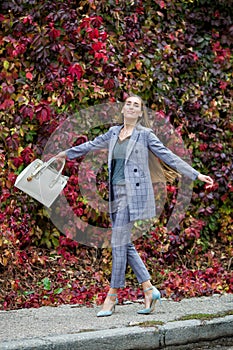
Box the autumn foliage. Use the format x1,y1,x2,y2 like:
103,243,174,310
0,0,232,310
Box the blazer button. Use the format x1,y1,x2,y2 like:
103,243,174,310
134,169,137,172
136,183,139,187
135,150,138,153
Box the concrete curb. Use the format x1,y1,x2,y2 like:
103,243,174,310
1,315,233,350
160,315,233,348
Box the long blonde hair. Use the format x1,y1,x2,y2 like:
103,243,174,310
124,93,180,183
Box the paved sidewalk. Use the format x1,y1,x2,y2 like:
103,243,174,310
0,294,233,349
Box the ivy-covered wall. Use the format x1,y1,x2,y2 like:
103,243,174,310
0,0,232,309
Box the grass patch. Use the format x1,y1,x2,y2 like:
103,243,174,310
173,310,233,322
129,320,164,327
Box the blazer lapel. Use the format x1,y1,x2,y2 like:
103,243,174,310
125,127,140,164
108,125,122,168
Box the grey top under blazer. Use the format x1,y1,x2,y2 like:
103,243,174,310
66,124,200,222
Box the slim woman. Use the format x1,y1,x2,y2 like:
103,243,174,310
55,95,213,317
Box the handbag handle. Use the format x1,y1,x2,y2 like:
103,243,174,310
49,158,67,187
27,157,66,182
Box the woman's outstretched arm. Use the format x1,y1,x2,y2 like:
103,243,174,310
54,126,114,161
148,131,214,188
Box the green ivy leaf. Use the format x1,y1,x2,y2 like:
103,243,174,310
3,60,10,70
42,277,51,291
54,288,63,295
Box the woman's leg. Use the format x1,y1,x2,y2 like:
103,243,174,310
98,287,118,313
111,185,152,291
126,243,151,284
100,184,155,312
127,244,155,308
110,184,133,288
99,184,131,313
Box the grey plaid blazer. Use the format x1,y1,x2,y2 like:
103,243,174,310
66,124,199,221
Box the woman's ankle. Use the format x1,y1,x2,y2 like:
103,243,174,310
108,288,118,295
105,288,117,302
142,281,152,292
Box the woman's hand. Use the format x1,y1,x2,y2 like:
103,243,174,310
54,151,67,161
197,173,214,189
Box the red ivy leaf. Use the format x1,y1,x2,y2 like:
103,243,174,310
26,72,33,81
90,16,103,28
35,102,52,124
92,42,105,51
0,99,14,110
68,63,84,80
36,107,50,124
104,78,115,90
219,81,228,90
49,28,61,40
20,105,34,120
20,147,35,164
88,28,99,40
12,156,24,168
159,1,165,9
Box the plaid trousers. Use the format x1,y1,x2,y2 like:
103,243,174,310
110,184,151,288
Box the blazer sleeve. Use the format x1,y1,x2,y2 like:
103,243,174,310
65,127,113,160
147,130,200,180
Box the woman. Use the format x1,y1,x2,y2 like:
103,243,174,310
55,95,213,317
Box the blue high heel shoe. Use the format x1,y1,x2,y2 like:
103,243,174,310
137,286,161,315
97,293,118,317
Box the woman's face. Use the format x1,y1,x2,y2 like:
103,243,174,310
122,96,142,123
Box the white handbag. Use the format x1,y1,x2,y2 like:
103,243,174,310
14,157,69,207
